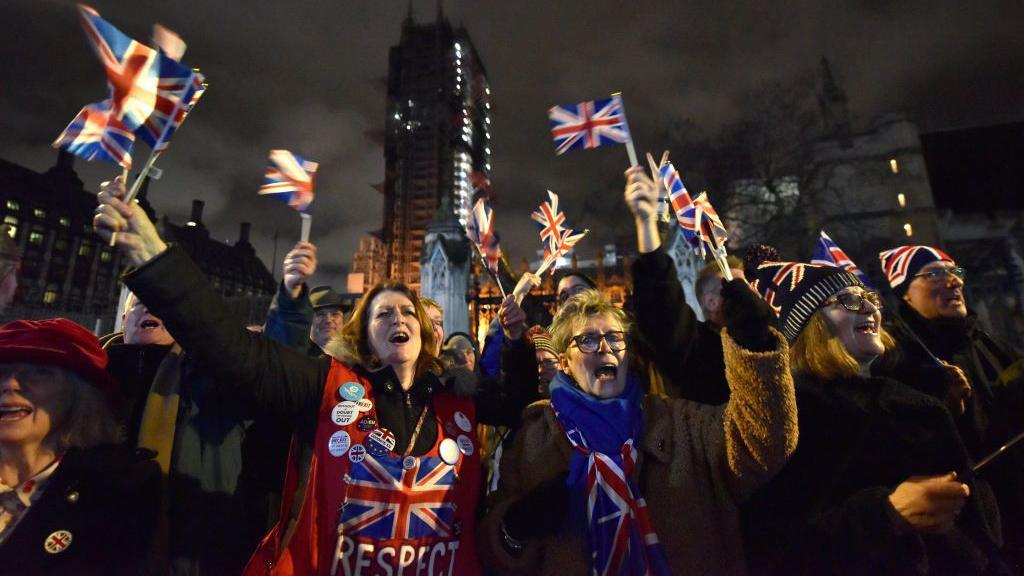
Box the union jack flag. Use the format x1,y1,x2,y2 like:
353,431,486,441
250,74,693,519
878,245,952,289
53,100,137,168
136,69,206,153
531,190,568,253
548,95,632,156
660,161,693,219
561,432,669,576
677,192,727,259
467,198,502,273
258,150,318,211
340,454,457,539
812,230,872,287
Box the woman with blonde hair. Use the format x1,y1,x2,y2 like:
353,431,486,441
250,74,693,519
479,282,798,575
92,177,539,576
743,261,1010,575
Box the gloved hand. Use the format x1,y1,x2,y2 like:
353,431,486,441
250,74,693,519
721,278,776,352
503,471,569,543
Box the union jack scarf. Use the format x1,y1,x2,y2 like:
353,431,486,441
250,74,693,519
549,372,671,576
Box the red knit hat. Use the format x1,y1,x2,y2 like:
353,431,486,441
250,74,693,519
0,319,117,397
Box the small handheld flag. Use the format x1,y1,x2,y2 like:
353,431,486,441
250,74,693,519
530,190,567,256
811,230,873,287
660,159,732,280
549,94,637,166
259,150,318,212
466,198,507,298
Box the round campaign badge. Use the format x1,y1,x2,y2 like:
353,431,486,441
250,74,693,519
368,428,397,452
338,382,365,402
454,411,472,432
44,530,73,554
348,444,366,463
402,456,417,470
357,416,377,432
456,434,474,457
439,438,461,465
356,398,373,412
328,431,351,457
331,401,359,426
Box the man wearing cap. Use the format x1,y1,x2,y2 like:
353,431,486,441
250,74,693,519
0,226,20,316
880,245,1024,568
0,318,160,575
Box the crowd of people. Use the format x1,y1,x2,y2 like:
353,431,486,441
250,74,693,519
0,162,1021,576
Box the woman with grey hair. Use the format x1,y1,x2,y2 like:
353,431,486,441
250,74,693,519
0,318,160,576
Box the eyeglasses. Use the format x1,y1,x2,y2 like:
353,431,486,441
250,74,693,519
569,331,627,354
824,291,883,312
913,266,966,283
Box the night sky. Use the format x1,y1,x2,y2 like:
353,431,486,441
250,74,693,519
3,0,1022,289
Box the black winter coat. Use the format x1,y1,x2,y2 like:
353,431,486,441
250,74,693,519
743,374,1010,575
0,445,161,576
632,248,730,404
882,302,1024,570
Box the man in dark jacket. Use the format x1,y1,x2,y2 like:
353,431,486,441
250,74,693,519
879,244,1024,570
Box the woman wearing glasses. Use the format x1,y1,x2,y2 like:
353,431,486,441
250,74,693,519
480,284,798,575
879,245,1024,571
742,261,1009,575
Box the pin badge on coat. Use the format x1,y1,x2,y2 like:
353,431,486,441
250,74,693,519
328,430,351,457
348,444,367,463
454,411,472,432
439,438,461,465
44,530,73,554
331,401,359,426
338,382,365,401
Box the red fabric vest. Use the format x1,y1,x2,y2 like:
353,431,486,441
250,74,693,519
245,360,482,576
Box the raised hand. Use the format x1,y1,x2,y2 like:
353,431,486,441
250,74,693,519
92,175,168,267
498,294,528,341
283,241,318,297
721,278,776,351
888,472,970,534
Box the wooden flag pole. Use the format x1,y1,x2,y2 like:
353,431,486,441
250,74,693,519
611,92,639,167
702,220,733,282
300,213,312,242
471,243,508,300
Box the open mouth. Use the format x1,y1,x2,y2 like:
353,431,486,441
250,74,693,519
0,405,32,422
389,332,410,344
855,321,878,335
594,363,618,380
139,319,161,330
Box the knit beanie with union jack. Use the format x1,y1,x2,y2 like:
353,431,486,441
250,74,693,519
753,262,863,342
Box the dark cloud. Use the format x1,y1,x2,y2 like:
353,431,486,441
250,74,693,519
2,0,1021,287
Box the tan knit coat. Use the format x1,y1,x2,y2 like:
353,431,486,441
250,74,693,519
478,329,798,576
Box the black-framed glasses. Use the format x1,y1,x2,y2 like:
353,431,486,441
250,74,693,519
824,291,883,312
569,331,627,354
913,266,966,283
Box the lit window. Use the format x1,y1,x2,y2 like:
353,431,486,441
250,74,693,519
5,200,18,211
904,223,913,237
29,231,44,244
889,159,899,174
34,208,46,219
897,193,907,208
78,244,94,258
43,290,58,305
3,215,17,227
101,251,112,263
59,217,70,227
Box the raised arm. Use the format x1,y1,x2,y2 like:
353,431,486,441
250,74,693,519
716,279,798,499
93,176,325,423
263,241,317,353
624,163,700,385
473,295,541,426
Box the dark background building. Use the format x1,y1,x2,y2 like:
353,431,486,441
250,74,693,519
0,151,276,332
381,7,492,290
